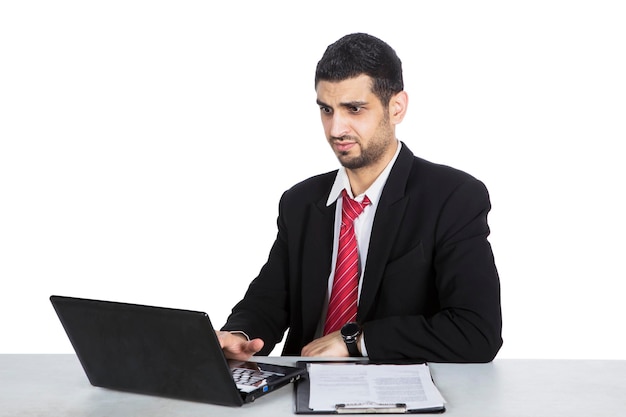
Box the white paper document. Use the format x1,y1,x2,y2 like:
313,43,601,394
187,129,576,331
307,362,446,412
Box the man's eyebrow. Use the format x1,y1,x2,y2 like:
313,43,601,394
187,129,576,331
316,99,368,108
340,100,368,108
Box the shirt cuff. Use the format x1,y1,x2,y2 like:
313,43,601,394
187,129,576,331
229,330,250,341
359,332,368,356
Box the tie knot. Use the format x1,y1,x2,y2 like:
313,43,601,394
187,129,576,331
341,189,371,224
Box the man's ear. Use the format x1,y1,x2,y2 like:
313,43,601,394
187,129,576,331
389,91,409,125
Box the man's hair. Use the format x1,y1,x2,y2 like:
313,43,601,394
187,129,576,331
315,33,404,107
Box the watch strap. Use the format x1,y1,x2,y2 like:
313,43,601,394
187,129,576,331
345,338,361,356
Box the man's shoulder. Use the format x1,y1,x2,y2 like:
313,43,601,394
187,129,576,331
412,156,478,183
403,157,492,214
281,170,337,201
397,150,489,203
399,143,480,186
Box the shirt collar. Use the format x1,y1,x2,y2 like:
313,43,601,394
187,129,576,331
327,140,402,206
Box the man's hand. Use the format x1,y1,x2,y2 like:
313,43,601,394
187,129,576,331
301,331,352,357
216,331,264,361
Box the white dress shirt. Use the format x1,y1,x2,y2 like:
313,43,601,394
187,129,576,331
319,141,402,354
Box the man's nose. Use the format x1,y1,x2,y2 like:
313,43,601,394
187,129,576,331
328,113,350,139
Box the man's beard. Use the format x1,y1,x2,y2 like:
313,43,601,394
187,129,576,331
336,139,387,170
335,118,394,170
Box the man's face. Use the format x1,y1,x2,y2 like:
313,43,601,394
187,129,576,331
316,74,396,170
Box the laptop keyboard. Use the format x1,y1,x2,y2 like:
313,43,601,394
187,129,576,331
232,367,284,393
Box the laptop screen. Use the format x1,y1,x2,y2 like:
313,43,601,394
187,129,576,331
50,295,305,406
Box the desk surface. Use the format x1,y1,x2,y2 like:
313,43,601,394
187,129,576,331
1,355,625,417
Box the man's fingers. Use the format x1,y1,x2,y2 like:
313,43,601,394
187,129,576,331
216,331,265,360
301,332,347,357
246,338,265,355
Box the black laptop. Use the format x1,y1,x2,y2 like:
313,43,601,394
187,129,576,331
50,295,306,406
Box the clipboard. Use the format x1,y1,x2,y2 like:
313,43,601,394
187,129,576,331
294,361,446,414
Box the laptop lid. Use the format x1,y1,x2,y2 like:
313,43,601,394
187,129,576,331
49,295,305,406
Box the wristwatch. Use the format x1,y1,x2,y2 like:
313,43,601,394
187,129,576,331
340,322,362,357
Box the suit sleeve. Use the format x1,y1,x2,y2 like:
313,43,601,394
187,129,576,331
363,178,503,363
220,195,291,356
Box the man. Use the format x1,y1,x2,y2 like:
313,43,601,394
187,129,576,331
218,33,502,363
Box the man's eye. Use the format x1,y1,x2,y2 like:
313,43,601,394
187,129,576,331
320,106,332,114
349,106,362,113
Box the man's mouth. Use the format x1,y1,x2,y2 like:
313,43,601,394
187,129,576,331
333,140,357,153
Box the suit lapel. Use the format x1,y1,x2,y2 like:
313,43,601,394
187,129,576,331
358,144,414,321
301,197,335,338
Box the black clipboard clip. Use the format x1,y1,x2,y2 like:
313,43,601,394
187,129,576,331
335,401,408,414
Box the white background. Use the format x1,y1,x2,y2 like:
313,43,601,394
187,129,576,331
1,1,625,359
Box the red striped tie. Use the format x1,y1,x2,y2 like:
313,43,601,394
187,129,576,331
323,189,371,335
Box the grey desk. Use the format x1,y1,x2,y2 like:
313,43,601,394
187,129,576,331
1,355,625,417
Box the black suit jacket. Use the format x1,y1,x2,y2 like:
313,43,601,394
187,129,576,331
223,144,502,362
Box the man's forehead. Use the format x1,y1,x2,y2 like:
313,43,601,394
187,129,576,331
316,75,374,103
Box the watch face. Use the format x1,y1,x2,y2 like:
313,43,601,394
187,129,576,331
341,322,360,338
